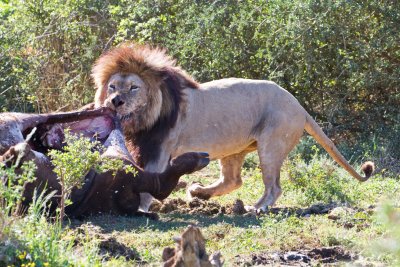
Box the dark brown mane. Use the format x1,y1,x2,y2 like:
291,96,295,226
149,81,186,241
126,69,186,166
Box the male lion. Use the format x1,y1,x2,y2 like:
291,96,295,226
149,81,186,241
92,43,374,212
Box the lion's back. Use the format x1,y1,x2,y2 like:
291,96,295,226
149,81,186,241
200,78,277,92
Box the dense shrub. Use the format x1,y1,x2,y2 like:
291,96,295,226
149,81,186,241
0,0,115,112
1,0,398,162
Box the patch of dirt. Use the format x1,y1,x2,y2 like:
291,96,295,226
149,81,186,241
188,197,226,215
151,197,347,217
151,198,187,213
234,246,356,266
308,247,354,263
326,206,374,231
151,197,226,216
72,223,142,262
98,236,140,261
229,199,247,215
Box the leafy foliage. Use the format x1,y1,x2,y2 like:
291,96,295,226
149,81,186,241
0,1,399,264
374,203,400,264
286,154,350,205
1,0,398,143
0,188,104,266
0,0,115,112
0,160,36,242
0,161,36,214
48,131,126,221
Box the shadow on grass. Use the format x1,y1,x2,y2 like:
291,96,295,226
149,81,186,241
72,213,262,233
71,202,344,233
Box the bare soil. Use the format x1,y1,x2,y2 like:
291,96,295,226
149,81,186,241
72,223,142,262
150,197,355,217
234,246,356,266
150,197,226,216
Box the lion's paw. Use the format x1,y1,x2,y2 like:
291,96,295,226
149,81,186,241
187,183,211,200
244,205,268,215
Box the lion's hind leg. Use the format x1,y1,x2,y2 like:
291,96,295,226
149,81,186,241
188,151,247,200
251,121,304,212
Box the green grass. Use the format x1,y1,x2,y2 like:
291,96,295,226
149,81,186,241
1,152,399,266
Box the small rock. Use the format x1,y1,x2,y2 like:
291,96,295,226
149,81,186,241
343,222,354,229
328,206,354,220
328,214,340,220
284,251,311,263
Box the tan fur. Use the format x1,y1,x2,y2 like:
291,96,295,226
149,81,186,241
93,44,374,212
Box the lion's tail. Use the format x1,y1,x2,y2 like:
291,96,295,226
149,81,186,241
304,113,374,182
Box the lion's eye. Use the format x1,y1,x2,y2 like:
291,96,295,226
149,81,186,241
109,84,115,91
130,85,139,92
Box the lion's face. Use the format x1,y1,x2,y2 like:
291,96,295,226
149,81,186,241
103,73,162,130
104,73,147,121
93,43,199,134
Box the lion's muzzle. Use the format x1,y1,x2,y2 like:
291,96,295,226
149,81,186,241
111,94,125,108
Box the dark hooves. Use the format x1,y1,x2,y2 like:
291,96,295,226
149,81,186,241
188,152,210,172
195,155,210,172
171,152,210,172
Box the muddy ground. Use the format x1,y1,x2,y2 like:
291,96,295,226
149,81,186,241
148,196,375,266
234,246,356,266
71,221,360,266
71,224,143,263
150,196,375,218
71,194,375,266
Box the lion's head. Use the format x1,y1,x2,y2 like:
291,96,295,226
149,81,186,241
92,43,198,135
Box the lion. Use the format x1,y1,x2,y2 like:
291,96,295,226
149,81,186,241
92,43,374,212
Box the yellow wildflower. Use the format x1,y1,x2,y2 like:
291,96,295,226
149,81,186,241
18,251,27,260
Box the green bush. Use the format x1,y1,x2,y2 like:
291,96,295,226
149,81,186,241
1,0,398,168
373,203,400,264
286,150,352,205
0,0,115,112
0,133,131,266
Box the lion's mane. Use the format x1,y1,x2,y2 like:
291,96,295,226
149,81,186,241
92,43,199,166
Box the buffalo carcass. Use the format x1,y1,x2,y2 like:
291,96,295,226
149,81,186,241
0,107,209,217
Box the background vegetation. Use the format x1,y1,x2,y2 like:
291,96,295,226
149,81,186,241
0,0,399,266
1,0,399,143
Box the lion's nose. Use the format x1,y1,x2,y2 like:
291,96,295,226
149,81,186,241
111,95,125,108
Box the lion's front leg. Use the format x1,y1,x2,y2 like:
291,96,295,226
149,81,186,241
188,152,247,200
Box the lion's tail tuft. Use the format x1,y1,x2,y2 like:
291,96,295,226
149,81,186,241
304,112,374,182
361,161,375,180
